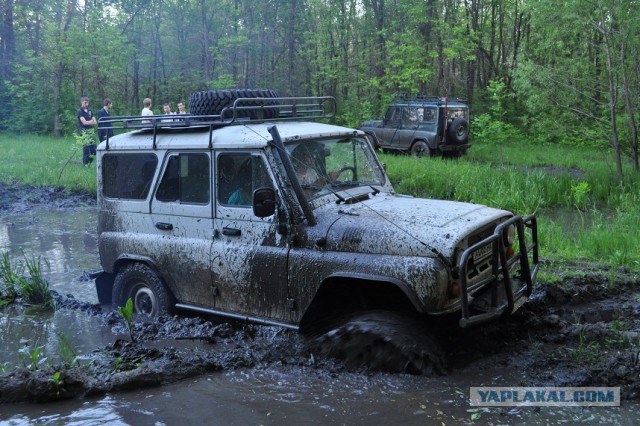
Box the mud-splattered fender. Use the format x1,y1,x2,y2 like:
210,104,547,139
288,249,450,321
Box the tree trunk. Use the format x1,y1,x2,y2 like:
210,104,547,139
600,9,623,178
621,42,639,173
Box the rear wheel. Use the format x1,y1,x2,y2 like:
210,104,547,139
410,141,431,157
309,310,446,376
112,263,174,317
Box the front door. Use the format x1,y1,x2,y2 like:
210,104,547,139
213,151,291,323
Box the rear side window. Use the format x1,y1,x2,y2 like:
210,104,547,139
102,153,158,199
156,153,210,204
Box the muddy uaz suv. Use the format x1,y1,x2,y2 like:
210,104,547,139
359,94,470,156
93,89,538,374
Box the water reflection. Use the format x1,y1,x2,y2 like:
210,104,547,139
0,209,100,302
1,367,638,425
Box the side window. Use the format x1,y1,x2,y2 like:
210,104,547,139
385,107,401,122
102,153,157,200
156,153,210,204
218,154,272,207
447,108,468,121
422,107,436,122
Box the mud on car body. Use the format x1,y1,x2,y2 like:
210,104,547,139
93,90,538,374
359,93,471,157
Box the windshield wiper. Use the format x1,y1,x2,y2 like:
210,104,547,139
330,181,359,189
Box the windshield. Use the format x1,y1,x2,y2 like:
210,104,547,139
285,136,385,200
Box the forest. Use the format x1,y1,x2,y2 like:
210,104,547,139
0,0,638,178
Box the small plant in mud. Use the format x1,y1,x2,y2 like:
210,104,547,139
19,345,48,371
0,250,22,305
57,332,79,368
49,371,64,397
113,355,144,372
117,297,137,343
1,362,9,374
18,255,55,310
568,328,601,365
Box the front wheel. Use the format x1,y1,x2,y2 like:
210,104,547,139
112,263,174,317
308,310,446,376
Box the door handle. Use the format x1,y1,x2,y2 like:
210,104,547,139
222,227,241,236
155,222,173,230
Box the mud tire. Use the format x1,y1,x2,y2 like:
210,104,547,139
112,263,174,317
189,88,279,119
410,141,431,157
310,310,446,376
447,117,469,144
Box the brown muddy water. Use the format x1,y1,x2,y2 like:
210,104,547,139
1,208,639,425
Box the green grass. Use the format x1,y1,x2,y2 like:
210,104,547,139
0,134,96,193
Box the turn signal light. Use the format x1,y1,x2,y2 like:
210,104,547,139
450,281,460,297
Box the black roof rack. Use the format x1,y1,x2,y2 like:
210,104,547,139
393,93,468,104
394,93,443,102
99,96,336,149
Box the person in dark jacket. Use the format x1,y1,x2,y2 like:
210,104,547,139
77,96,97,165
98,99,114,143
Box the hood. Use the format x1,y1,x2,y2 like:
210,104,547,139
309,193,511,259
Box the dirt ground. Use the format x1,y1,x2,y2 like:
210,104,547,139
0,183,639,404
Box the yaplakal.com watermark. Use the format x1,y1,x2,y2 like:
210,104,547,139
470,387,620,407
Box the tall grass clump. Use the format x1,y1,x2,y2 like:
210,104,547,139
19,255,55,310
0,134,96,194
0,250,22,305
0,250,55,310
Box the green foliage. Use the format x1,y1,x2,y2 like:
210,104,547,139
117,298,137,343
57,332,79,368
19,345,48,371
49,371,64,396
18,255,55,310
0,250,22,304
75,129,98,148
471,79,523,146
570,181,591,210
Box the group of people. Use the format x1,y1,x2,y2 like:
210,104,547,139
76,96,187,165
77,97,114,165
141,98,187,118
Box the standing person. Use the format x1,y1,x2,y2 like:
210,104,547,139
161,102,175,123
98,98,114,143
141,98,153,123
77,96,97,165
177,101,187,114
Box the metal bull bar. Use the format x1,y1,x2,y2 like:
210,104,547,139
458,214,538,328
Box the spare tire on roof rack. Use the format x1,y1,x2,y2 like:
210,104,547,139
189,88,280,120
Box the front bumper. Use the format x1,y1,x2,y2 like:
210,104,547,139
458,214,538,327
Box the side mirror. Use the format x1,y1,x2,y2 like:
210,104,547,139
253,187,276,217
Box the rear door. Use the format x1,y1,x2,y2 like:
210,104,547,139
393,106,422,150
212,151,291,323
149,151,215,305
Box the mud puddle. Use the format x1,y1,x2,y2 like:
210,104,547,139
1,185,640,424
